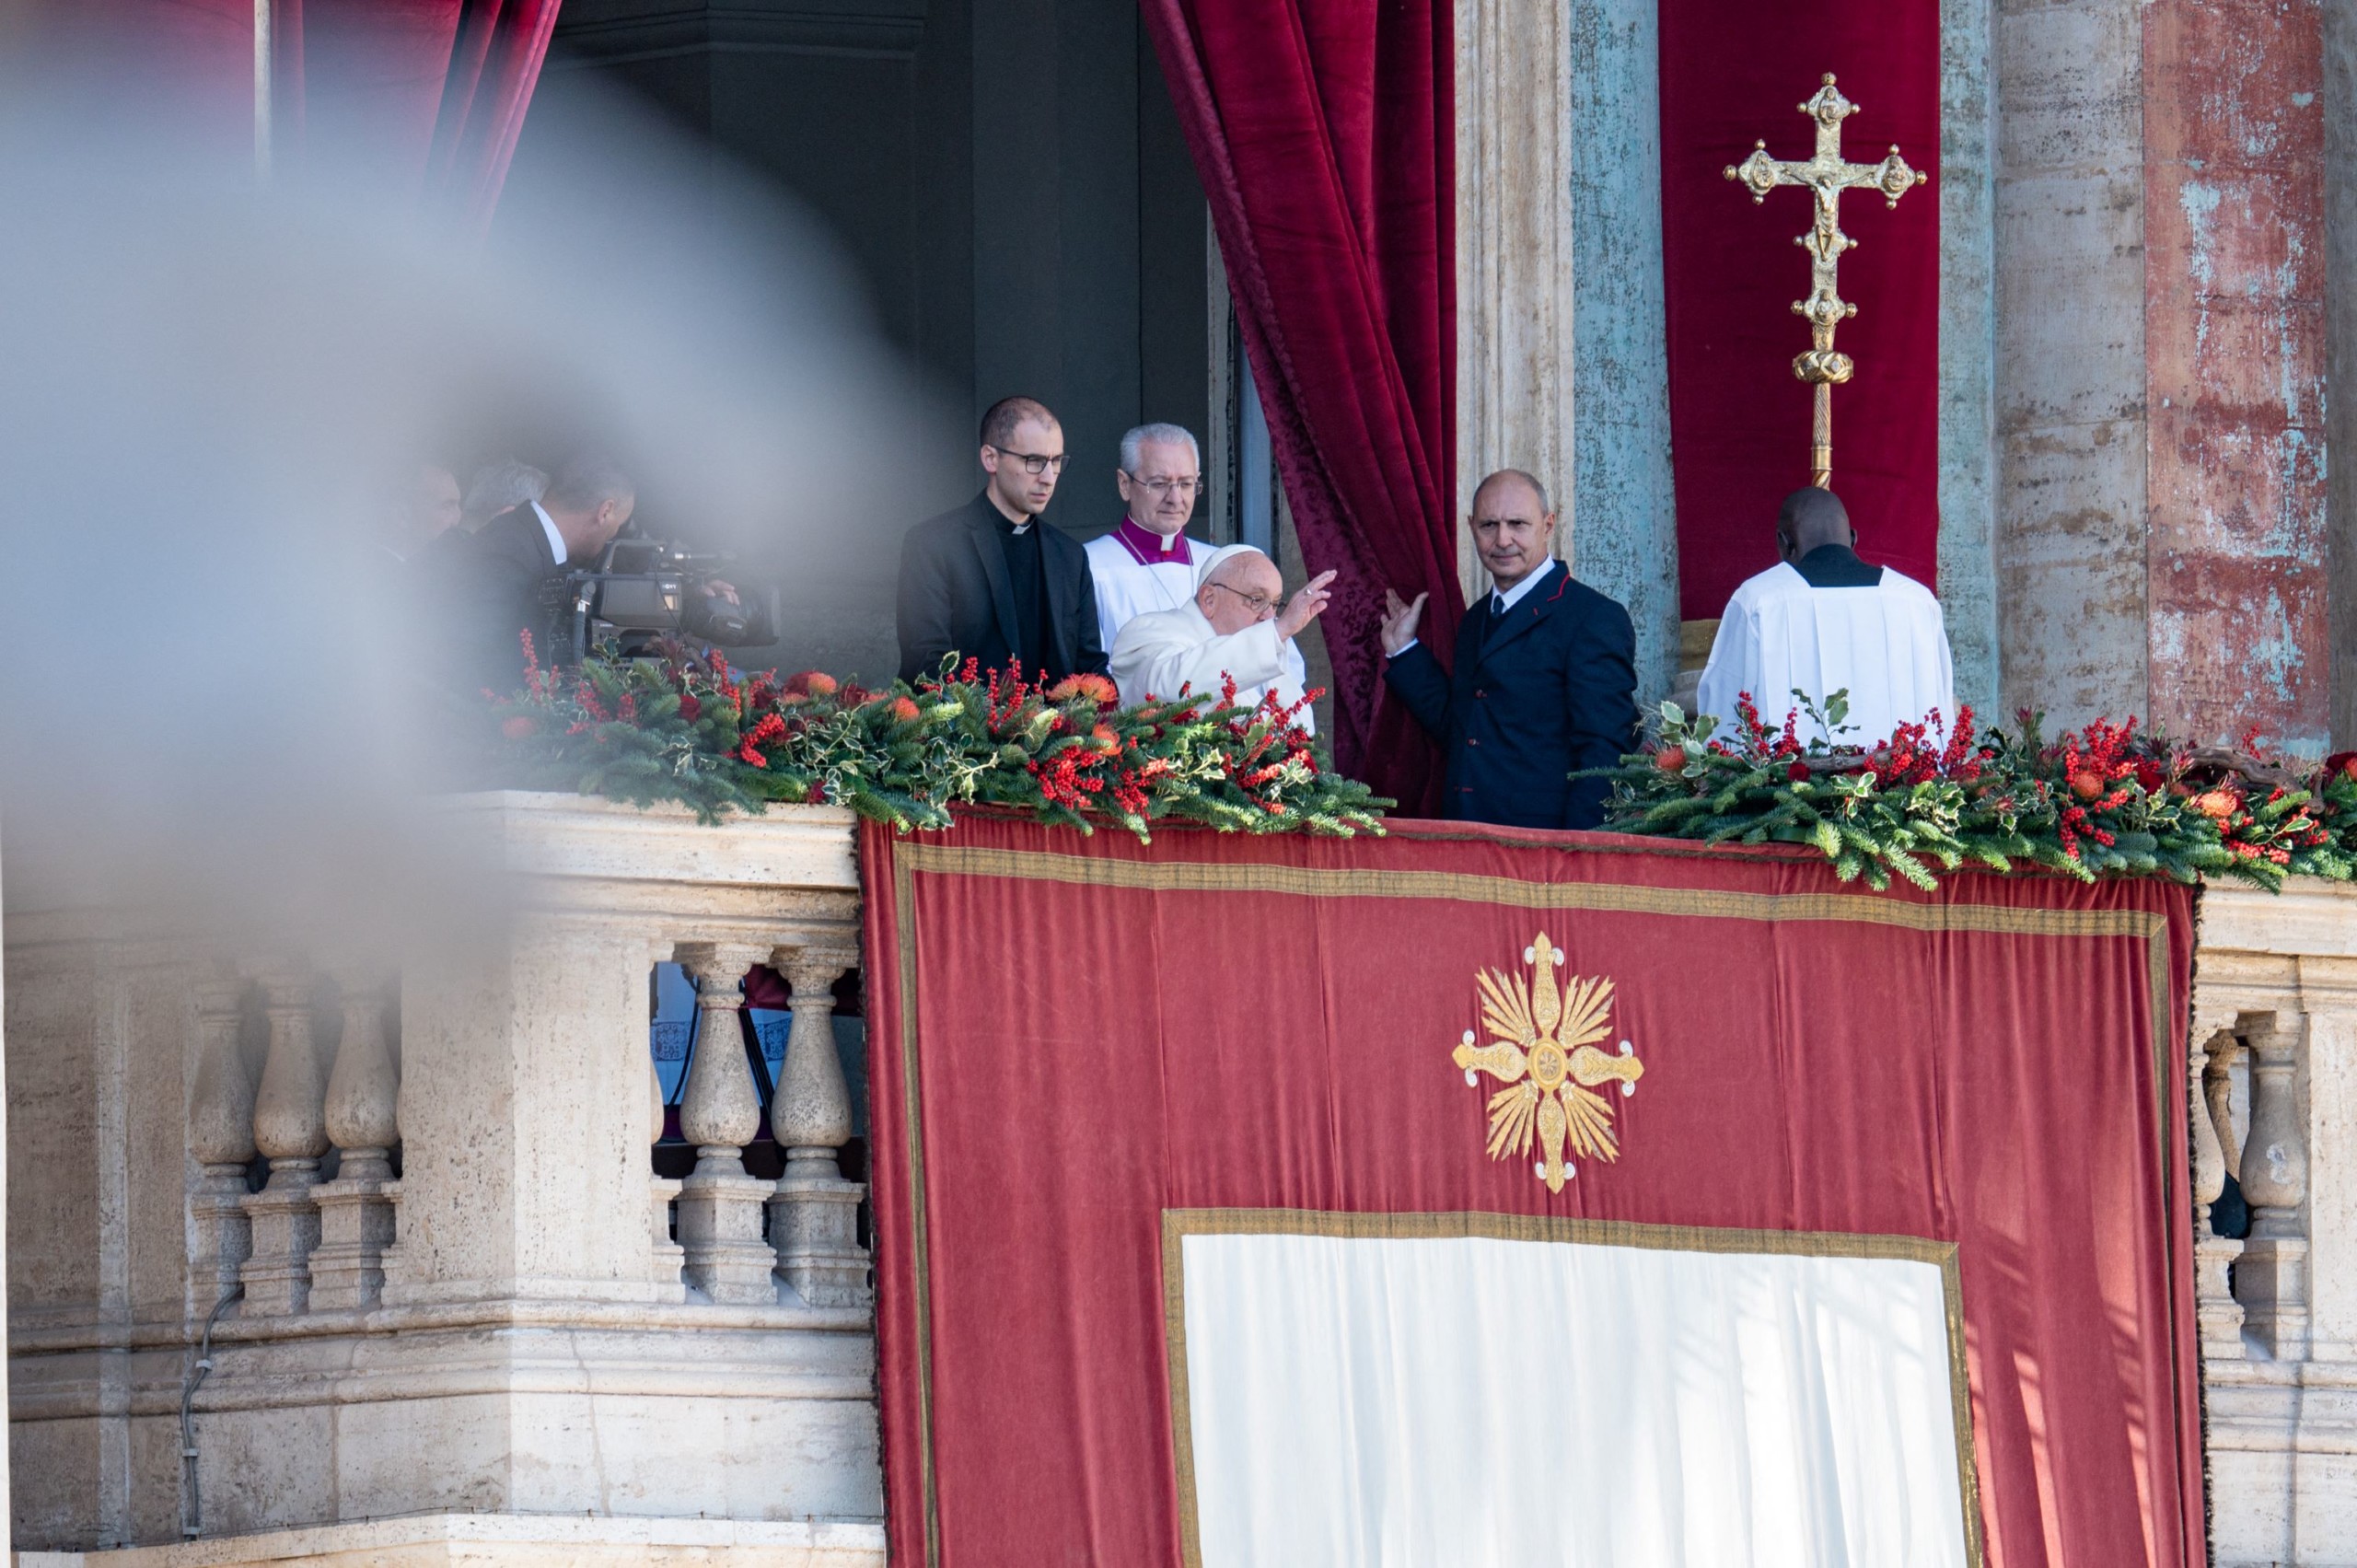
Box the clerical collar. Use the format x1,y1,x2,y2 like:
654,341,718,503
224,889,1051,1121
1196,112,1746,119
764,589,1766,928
1111,515,1195,567
993,509,1034,537
1489,556,1557,614
1790,543,1883,588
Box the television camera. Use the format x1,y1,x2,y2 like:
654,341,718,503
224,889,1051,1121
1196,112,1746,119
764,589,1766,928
558,534,781,659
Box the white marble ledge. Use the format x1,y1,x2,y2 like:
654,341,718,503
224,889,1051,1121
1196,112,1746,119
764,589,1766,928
17,1515,886,1568
435,791,861,893
2200,876,2357,959
8,1296,873,1357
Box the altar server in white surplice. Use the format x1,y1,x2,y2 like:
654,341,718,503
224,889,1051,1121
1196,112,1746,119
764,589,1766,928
1110,545,1334,730
1085,424,1208,649
1696,486,1956,749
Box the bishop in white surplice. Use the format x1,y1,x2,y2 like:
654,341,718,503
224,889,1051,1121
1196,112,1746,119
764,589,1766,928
1085,423,1210,650
1696,487,1956,749
1109,544,1333,730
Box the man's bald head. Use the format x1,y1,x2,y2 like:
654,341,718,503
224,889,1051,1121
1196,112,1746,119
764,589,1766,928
1468,468,1558,590
1776,486,1853,560
1472,468,1550,517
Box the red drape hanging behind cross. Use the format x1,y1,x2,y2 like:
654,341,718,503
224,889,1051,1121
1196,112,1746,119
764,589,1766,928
1657,3,1943,621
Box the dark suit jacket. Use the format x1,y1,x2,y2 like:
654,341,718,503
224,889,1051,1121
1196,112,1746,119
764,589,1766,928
895,493,1108,683
1382,563,1639,830
420,503,568,693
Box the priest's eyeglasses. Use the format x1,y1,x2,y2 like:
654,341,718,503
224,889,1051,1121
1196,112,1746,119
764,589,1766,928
989,446,1068,475
1207,582,1282,619
1130,473,1202,496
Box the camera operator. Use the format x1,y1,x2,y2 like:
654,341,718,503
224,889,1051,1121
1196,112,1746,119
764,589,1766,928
435,453,636,692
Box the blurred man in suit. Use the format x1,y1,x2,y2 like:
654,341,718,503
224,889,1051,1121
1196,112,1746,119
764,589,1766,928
1379,469,1637,830
432,452,635,692
896,396,1108,684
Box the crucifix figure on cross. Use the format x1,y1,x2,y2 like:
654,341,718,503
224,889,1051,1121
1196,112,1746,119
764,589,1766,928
1725,73,1928,489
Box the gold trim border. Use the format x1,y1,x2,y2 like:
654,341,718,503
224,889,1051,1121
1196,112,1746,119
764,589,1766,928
881,837,2177,1567
1160,1208,1985,1568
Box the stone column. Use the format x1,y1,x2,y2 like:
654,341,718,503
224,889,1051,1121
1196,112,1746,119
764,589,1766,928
2192,1022,2247,1360
2297,960,2357,1363
238,962,327,1316
672,942,777,1304
187,970,255,1318
308,970,399,1310
769,947,869,1307
2236,1010,2311,1360
1454,0,1574,601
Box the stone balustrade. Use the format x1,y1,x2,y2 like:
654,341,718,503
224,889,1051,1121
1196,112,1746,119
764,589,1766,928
5,796,884,1562
11,805,2357,1564
2194,878,2357,1565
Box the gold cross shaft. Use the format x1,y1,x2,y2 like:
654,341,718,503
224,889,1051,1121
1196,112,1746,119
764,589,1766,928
1724,74,1927,488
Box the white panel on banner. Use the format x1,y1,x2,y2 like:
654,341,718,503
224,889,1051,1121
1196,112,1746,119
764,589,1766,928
1178,1229,1970,1568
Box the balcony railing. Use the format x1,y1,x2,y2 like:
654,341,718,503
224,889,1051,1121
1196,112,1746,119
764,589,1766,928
6,797,2354,1562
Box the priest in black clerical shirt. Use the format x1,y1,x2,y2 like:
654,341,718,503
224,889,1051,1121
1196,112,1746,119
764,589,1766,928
896,395,1109,684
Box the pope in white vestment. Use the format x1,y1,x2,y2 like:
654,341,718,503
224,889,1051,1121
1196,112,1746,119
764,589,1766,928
1109,544,1333,731
1695,487,1956,749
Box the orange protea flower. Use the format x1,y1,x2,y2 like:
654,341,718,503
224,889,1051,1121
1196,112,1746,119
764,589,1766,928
500,714,538,740
785,670,839,699
888,696,922,723
1089,722,1120,752
1048,672,1120,706
2192,789,2238,819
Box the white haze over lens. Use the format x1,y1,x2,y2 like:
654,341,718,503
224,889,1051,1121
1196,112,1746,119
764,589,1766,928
0,68,949,946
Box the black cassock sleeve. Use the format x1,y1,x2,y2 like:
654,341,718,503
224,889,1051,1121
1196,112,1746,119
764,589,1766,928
1382,641,1455,741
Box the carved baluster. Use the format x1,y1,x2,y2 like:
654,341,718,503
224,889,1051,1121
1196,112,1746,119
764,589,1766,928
768,946,870,1307
648,1027,685,1301
672,943,777,1303
308,970,400,1310
2192,1024,2247,1359
2236,1011,2310,1359
238,961,328,1315
188,970,255,1317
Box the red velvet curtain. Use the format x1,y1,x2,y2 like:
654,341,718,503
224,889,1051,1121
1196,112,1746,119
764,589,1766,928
278,0,560,237
1657,3,1942,619
1138,0,1457,810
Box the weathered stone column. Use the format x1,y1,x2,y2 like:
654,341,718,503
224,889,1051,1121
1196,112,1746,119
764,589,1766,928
187,969,255,1317
2236,1010,2311,1359
2192,1020,2247,1360
238,961,327,1316
674,942,778,1304
1454,0,1575,599
769,947,869,1307
308,970,399,1310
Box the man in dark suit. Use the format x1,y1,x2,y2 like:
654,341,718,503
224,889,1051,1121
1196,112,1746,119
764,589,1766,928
1379,469,1638,830
424,453,635,692
896,396,1108,684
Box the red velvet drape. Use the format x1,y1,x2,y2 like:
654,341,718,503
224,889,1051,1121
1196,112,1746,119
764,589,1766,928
1138,0,1457,810
1657,3,1942,619
279,0,560,237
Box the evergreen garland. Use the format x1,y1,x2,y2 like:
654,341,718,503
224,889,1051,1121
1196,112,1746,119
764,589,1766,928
1587,691,2357,892
484,636,1387,838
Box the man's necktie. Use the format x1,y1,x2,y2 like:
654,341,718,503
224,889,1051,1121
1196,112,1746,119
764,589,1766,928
1491,593,1505,619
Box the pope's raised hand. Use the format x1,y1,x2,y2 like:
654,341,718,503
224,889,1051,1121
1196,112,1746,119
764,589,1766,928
1380,588,1428,656
1277,569,1339,640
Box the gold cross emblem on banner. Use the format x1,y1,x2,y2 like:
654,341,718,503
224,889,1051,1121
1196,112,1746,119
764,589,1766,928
1725,73,1928,488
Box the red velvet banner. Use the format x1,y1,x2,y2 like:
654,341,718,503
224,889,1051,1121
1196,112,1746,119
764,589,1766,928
1657,3,1942,620
862,815,2202,1566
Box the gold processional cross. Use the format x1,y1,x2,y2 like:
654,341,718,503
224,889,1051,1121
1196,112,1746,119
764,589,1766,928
1724,74,1928,488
